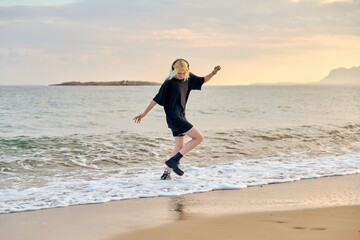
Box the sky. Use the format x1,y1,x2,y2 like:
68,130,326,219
0,0,359,85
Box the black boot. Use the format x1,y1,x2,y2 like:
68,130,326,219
160,170,171,180
165,157,184,176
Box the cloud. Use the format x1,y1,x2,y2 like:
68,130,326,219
318,0,354,4
0,0,359,85
0,0,84,7
291,0,354,3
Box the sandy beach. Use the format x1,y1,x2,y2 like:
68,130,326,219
113,206,360,240
1,174,359,240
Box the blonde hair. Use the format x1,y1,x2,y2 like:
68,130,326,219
168,59,190,80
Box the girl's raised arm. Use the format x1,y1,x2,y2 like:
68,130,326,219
204,65,221,83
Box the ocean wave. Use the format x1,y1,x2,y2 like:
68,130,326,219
0,123,359,213
0,153,359,214
0,123,359,171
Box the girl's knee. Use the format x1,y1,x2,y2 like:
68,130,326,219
192,131,203,144
198,134,204,143
185,128,204,143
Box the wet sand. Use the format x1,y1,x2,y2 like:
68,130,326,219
112,206,360,240
0,174,359,240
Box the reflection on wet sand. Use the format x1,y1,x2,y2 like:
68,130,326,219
170,197,186,220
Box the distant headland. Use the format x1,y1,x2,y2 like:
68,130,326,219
316,66,360,85
50,80,160,86
249,66,359,86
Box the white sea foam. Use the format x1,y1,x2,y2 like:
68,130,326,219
1,153,359,214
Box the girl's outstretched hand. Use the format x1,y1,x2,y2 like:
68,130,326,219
133,113,145,123
213,65,221,74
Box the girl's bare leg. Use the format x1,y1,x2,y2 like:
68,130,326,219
166,136,185,171
165,128,203,175
179,127,204,156
172,136,185,156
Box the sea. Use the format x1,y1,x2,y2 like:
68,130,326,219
0,85,359,214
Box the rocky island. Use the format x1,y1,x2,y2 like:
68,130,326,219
51,80,160,86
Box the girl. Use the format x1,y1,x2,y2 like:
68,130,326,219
133,59,221,180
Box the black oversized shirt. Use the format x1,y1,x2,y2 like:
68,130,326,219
153,73,205,130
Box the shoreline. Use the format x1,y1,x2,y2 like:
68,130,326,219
0,174,359,240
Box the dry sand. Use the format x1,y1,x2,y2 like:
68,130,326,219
0,174,359,240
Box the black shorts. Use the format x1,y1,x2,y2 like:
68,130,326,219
171,121,193,137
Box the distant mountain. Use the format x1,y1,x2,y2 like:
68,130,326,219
317,66,360,85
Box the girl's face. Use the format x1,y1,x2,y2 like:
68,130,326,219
175,72,185,80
